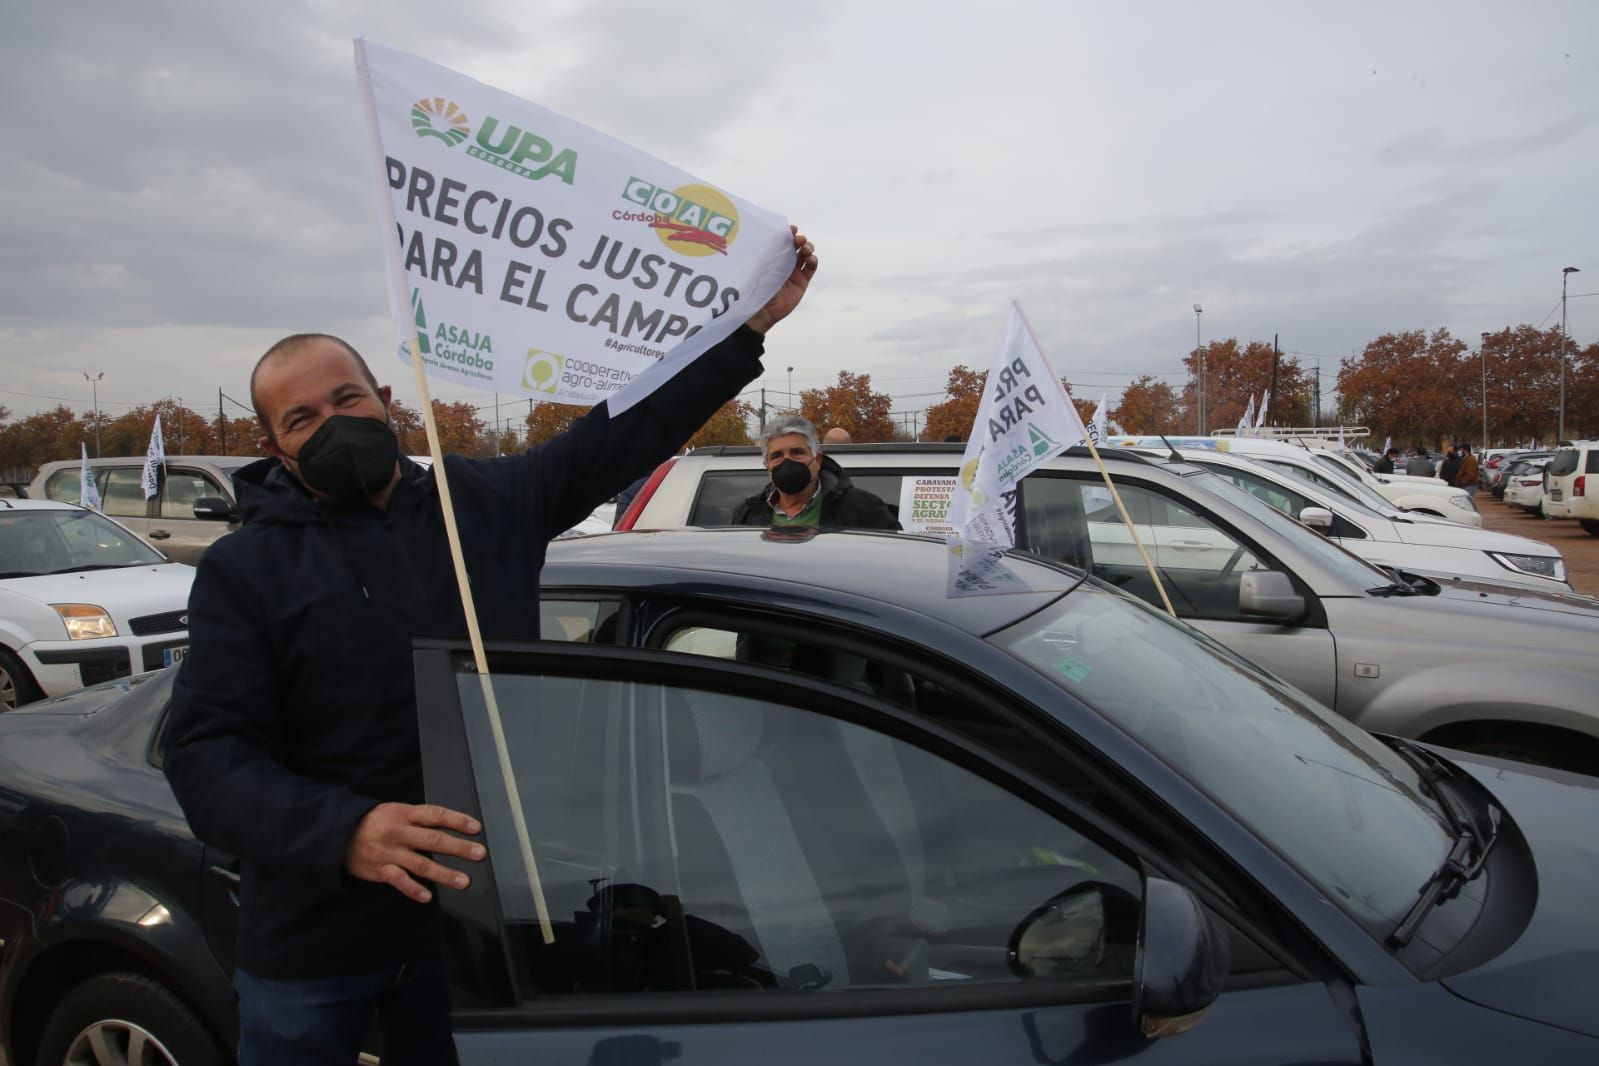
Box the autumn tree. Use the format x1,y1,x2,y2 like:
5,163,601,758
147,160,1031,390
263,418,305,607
525,402,592,447
1181,339,1311,432
1568,340,1599,441
1337,328,1476,448
921,366,987,442
0,405,96,474
682,399,755,449
797,370,895,443
427,401,490,455
1111,376,1180,435
1475,325,1572,446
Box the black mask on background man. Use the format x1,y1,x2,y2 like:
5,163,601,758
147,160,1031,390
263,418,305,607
294,415,399,499
772,458,814,495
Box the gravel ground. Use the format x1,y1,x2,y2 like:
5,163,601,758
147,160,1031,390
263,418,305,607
1476,493,1599,596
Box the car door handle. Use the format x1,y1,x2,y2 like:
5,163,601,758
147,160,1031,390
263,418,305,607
1167,540,1211,550
208,864,240,885
148,529,171,540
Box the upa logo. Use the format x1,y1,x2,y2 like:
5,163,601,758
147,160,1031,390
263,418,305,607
411,98,470,147
619,178,739,257
523,350,563,394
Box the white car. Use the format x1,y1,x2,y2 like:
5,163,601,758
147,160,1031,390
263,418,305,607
1542,441,1599,535
1307,449,1482,527
1505,457,1554,515
0,499,194,709
1163,448,1571,591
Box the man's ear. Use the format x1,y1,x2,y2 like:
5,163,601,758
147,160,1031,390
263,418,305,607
261,434,287,461
379,384,393,408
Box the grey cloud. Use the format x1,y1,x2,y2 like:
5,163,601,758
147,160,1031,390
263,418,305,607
1380,111,1596,166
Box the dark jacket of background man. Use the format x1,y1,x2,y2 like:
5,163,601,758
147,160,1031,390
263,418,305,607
164,328,767,980
731,454,900,530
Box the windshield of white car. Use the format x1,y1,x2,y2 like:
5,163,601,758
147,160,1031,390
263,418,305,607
0,510,167,577
1175,467,1401,589
1296,454,1408,513
992,583,1453,940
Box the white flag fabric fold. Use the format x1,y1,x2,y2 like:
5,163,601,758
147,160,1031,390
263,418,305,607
141,415,165,500
1256,389,1270,432
354,38,796,416
1088,392,1108,447
1239,394,1256,435
79,444,102,511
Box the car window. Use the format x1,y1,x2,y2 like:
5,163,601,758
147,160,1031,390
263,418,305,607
0,510,166,576
1195,463,1369,539
539,599,621,643
101,467,147,518
1548,449,1579,477
991,583,1452,940
689,471,769,525
45,469,84,503
458,670,1141,999
1018,474,1271,622
159,470,223,518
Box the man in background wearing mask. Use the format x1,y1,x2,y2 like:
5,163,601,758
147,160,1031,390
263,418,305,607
163,231,817,1066
731,414,899,531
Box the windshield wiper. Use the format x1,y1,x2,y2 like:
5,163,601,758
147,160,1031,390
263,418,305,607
1385,738,1502,947
46,564,137,575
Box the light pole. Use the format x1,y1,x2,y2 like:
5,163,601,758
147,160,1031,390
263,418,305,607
787,366,794,411
1561,267,1580,443
83,372,104,457
1479,332,1490,449
1193,304,1204,434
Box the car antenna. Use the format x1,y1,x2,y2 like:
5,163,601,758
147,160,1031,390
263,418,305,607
1156,434,1182,462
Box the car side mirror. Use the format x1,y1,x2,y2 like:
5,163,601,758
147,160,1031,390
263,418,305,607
192,496,237,521
1238,570,1305,621
1132,876,1230,1038
1297,506,1335,532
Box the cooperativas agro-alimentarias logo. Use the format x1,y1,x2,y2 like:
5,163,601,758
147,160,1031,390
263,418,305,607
410,97,577,184
618,178,739,257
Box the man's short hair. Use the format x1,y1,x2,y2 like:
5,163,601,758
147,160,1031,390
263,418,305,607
759,415,819,456
250,333,382,443
823,426,852,444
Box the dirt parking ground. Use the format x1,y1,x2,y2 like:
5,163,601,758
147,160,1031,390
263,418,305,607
1477,493,1599,596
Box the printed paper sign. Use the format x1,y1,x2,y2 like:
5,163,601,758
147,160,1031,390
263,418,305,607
898,477,958,535
355,38,795,414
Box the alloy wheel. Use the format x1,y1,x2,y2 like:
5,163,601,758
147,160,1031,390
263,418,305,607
63,1019,180,1066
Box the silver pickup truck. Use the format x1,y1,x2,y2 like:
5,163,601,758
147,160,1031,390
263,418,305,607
622,443,1599,775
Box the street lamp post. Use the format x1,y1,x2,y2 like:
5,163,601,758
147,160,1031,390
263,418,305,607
1561,267,1580,443
1480,332,1490,449
83,372,104,457
1193,304,1204,434
787,366,794,411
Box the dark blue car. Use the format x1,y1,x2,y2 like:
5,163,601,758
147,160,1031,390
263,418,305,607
2,528,1597,1064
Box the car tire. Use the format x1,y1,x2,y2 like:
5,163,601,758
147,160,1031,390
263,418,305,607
0,646,40,711
1581,519,1599,537
36,971,227,1066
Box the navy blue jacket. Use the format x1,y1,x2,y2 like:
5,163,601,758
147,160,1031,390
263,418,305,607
164,327,764,978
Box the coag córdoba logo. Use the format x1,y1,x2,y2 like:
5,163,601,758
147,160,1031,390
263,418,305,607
411,98,470,146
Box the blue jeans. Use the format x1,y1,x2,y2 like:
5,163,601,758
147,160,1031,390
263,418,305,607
235,959,459,1066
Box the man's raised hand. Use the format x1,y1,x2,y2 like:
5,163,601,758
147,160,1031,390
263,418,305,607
344,801,485,904
747,226,818,335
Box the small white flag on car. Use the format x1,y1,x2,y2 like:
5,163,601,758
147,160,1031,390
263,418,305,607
1088,392,1108,447
142,415,165,500
945,303,1090,595
1255,389,1270,433
79,443,101,511
1239,394,1257,435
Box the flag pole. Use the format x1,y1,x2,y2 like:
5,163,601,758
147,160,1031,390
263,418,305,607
1014,308,1176,618
356,40,553,944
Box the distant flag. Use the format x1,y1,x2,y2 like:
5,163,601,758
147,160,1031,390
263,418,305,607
1383,436,1392,454
1088,392,1109,447
1239,394,1257,435
1256,389,1271,432
79,444,101,511
141,414,165,500
1338,424,1347,453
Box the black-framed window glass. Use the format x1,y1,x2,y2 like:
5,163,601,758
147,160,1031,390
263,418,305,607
457,672,1140,1002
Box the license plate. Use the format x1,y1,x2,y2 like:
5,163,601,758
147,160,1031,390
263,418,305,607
1551,489,1563,500
163,645,188,667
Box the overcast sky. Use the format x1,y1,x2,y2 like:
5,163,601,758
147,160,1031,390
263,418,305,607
3,1,1595,436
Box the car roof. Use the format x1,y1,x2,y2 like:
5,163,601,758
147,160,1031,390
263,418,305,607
543,527,1086,636
0,497,92,512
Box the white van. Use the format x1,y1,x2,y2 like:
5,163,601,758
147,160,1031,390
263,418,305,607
1542,441,1599,535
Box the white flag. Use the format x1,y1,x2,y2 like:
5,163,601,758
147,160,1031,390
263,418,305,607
1338,425,1347,453
1088,392,1108,447
1256,388,1271,433
1238,394,1256,435
142,415,165,500
79,443,101,511
1383,435,1392,454
354,39,796,416
947,303,1089,548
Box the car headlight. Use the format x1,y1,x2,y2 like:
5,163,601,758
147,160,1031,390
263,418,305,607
1449,493,1476,512
51,603,118,640
1488,553,1567,582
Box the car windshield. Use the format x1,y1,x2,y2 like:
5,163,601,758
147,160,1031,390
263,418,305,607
1304,454,1407,512
0,510,166,577
1176,468,1401,589
991,583,1452,937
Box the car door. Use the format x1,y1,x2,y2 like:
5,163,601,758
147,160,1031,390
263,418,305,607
98,465,156,544
150,466,237,563
1016,473,1339,708
417,642,1363,1065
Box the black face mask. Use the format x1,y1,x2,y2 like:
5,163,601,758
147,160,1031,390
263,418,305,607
293,415,399,500
772,458,814,495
